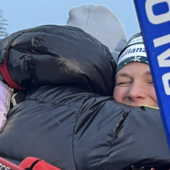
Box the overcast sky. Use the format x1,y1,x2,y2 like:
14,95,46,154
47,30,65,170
1,0,140,39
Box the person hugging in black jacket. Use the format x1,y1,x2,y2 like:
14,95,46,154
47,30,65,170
0,4,169,170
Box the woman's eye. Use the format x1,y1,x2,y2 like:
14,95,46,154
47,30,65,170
116,82,131,86
146,79,153,84
148,81,153,85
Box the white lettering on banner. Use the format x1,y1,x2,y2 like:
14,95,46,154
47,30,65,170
153,34,170,67
154,34,170,47
0,165,5,170
157,49,170,67
145,0,170,24
162,73,170,95
145,0,170,95
0,163,10,170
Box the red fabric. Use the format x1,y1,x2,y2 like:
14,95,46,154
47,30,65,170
19,157,61,170
32,160,61,170
19,157,40,169
0,52,25,90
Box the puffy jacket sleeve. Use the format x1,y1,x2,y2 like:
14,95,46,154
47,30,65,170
0,25,115,96
74,97,170,170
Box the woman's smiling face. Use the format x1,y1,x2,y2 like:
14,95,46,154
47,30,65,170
113,62,158,107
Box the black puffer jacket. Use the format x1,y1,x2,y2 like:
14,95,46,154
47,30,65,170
0,25,170,170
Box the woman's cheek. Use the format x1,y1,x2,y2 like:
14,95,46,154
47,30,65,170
150,87,158,102
113,87,123,102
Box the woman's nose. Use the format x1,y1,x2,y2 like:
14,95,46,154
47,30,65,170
127,82,146,100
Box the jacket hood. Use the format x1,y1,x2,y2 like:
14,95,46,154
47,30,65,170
0,25,115,96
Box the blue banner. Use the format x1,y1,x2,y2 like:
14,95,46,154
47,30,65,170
134,0,170,149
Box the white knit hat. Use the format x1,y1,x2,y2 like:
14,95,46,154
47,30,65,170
66,4,127,62
116,33,148,73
